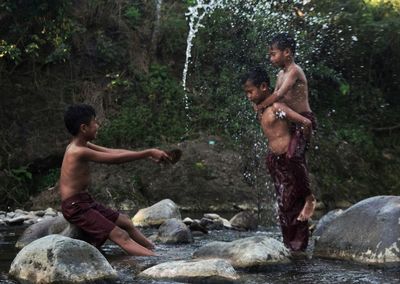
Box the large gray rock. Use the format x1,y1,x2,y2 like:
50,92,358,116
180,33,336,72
9,235,117,283
15,215,84,249
313,209,344,237
132,199,181,227
229,211,258,231
314,196,400,265
156,218,193,244
193,236,290,269
139,259,239,283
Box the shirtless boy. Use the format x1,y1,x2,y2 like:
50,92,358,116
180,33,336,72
257,33,317,221
242,67,314,251
60,103,170,256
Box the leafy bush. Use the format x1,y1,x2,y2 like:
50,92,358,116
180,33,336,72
124,5,141,27
98,64,187,146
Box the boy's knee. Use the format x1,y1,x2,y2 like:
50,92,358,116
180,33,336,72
117,213,134,227
112,227,130,241
120,213,131,222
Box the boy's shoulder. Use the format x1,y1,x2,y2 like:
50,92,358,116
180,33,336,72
64,142,89,157
294,63,304,73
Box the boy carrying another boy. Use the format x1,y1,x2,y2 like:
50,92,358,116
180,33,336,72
60,104,171,256
242,64,315,252
261,33,317,223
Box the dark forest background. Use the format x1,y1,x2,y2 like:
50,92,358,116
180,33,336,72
0,0,399,210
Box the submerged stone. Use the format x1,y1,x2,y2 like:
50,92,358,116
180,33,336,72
156,218,193,244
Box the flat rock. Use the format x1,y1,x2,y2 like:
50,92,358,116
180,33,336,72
193,236,290,269
140,258,239,283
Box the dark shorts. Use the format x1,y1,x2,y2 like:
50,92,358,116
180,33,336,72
266,150,311,251
61,192,119,247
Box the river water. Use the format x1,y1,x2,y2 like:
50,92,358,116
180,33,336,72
1,223,399,284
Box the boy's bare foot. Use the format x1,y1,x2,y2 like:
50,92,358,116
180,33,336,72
297,195,316,221
144,240,155,250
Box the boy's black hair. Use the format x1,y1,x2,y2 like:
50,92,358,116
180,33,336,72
64,104,96,136
270,33,296,55
241,66,270,87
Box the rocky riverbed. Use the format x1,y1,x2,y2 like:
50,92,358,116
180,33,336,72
1,196,400,283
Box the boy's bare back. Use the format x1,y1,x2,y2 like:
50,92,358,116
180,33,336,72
60,142,91,201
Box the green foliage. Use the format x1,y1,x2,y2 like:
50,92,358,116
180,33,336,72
0,167,33,210
184,0,400,203
95,31,123,66
35,168,60,191
98,64,187,146
124,5,141,27
9,166,33,183
0,0,79,66
1,0,400,208
157,2,188,62
0,40,21,62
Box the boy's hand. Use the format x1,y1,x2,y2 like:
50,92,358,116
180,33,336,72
149,149,171,163
302,119,312,141
256,103,265,112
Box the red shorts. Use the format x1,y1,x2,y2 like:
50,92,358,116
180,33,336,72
61,192,119,247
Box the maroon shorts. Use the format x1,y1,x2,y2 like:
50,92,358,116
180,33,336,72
61,192,119,247
266,150,311,251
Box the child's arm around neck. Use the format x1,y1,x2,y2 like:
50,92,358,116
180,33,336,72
257,66,299,110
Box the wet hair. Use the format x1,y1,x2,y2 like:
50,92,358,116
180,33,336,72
241,66,270,88
270,33,296,55
64,104,96,136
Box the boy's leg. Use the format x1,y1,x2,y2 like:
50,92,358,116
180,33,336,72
115,214,155,250
108,226,156,256
297,194,316,221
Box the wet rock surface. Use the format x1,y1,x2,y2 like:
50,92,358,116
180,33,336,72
193,236,291,269
140,258,239,283
229,211,258,231
9,235,117,284
314,196,400,265
155,218,193,244
313,209,344,237
132,199,181,227
15,215,84,249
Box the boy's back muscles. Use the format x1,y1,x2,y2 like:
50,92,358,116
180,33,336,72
60,145,91,201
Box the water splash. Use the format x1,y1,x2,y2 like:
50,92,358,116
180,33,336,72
182,0,224,93
181,0,358,220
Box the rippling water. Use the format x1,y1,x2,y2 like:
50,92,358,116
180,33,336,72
1,224,399,284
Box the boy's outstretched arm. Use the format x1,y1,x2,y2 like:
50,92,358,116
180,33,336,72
87,142,126,154
257,68,298,111
80,147,169,164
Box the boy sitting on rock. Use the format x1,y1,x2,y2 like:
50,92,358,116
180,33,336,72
60,103,170,256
